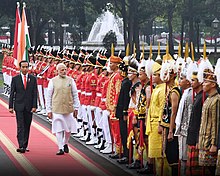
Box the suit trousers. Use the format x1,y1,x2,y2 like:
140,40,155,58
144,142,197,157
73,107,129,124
15,109,32,149
119,117,128,157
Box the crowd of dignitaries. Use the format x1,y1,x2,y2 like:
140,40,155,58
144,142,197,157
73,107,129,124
1,43,220,176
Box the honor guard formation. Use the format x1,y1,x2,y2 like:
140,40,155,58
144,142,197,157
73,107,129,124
1,42,220,176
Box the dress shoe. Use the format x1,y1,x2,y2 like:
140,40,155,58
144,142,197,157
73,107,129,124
16,148,25,153
109,153,121,159
56,149,64,155
79,131,89,141
100,143,112,154
63,144,69,153
126,160,142,169
99,140,106,150
94,138,103,149
42,112,48,116
117,157,129,164
37,109,46,115
6,93,10,97
78,128,84,137
25,148,30,152
137,163,154,174
72,128,84,138
36,107,42,112
85,133,91,142
86,137,98,145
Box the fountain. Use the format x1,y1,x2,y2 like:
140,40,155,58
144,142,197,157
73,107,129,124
82,3,124,50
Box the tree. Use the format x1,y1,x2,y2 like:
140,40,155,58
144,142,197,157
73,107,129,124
0,0,18,45
1,0,220,57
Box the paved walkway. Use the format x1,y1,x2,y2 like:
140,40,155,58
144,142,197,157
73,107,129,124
0,74,138,176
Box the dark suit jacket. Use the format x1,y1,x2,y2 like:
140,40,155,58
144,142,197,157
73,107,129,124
116,77,132,119
9,74,37,112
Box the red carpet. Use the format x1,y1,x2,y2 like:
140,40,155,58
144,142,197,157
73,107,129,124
0,98,111,176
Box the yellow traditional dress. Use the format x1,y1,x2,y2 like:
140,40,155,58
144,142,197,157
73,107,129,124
146,83,166,158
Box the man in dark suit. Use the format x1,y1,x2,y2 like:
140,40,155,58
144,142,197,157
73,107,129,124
115,58,132,163
9,60,37,153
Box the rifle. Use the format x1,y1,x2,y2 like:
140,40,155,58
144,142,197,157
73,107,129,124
37,64,50,78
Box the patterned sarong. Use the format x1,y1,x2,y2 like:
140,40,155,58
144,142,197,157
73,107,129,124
199,149,217,166
186,145,203,176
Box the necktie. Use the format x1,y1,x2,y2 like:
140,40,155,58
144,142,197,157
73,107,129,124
24,75,27,89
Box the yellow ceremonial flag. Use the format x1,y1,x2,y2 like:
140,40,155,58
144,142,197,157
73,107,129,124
178,42,181,57
191,42,195,62
149,43,152,59
203,41,206,60
184,42,189,59
111,43,114,56
158,42,160,56
126,43,129,56
133,43,136,58
166,42,169,55
163,42,172,61
142,43,144,59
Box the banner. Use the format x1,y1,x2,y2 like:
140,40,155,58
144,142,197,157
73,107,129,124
17,2,31,67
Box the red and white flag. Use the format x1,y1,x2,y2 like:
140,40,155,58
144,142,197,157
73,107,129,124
13,2,21,66
17,2,31,67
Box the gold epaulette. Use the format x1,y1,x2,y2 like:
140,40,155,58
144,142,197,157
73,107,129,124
133,109,138,116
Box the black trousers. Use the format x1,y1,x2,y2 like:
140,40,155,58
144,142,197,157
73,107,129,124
119,117,128,157
15,109,33,149
164,128,179,176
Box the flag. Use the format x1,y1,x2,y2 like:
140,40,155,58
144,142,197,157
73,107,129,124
17,2,31,67
111,43,114,56
13,2,21,66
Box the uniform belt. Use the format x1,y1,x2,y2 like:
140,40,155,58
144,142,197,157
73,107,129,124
85,92,92,96
96,93,102,97
78,90,81,93
81,91,85,95
101,98,106,102
139,113,146,117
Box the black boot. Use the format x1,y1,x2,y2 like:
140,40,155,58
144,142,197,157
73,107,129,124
97,135,102,145
137,163,154,174
56,149,64,155
99,140,106,150
117,157,129,164
126,160,143,169
85,133,91,142
171,165,178,176
3,83,6,94
109,153,122,159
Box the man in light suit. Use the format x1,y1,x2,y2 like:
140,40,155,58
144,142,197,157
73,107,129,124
9,60,37,153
